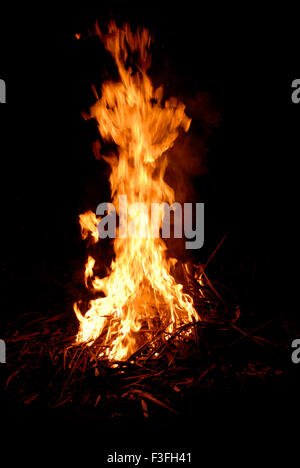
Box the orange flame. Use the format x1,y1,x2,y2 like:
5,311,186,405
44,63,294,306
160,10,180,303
74,22,200,361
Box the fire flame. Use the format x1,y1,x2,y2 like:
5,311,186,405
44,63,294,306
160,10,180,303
74,22,200,361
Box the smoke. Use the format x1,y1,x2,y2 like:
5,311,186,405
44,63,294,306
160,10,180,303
165,91,221,204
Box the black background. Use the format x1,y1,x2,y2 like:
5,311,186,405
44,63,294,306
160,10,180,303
0,2,299,464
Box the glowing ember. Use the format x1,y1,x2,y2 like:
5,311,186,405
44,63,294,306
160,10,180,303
74,22,201,361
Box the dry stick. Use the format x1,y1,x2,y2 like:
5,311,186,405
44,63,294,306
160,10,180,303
52,395,73,408
230,316,278,346
229,323,266,346
129,389,178,414
133,361,159,373
58,347,85,402
5,365,26,391
145,321,199,361
203,233,229,271
25,312,68,327
128,322,173,361
192,317,199,350
199,265,225,304
197,363,217,382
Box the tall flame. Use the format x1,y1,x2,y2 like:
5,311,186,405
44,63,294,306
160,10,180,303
74,22,200,361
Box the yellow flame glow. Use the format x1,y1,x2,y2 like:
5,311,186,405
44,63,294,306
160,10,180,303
74,22,200,361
